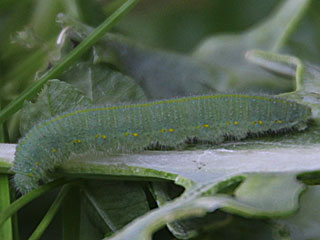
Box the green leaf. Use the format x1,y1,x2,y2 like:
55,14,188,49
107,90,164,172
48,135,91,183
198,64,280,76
150,181,244,239
105,196,232,240
80,180,150,238
94,34,218,99
58,144,320,187
19,79,92,136
246,49,320,98
233,174,305,216
66,0,308,96
0,144,15,173
59,62,147,104
57,14,218,99
105,193,304,240
192,0,310,93
150,182,197,239
277,186,320,239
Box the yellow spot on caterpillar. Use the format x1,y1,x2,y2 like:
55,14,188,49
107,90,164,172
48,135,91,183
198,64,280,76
96,134,99,138
196,126,201,129
133,133,139,137
102,135,107,139
77,139,82,143
36,162,40,166
161,129,166,133
28,173,33,177
226,122,231,126
125,132,129,137
274,120,277,124
72,140,77,144
278,120,283,124
234,121,239,125
169,129,175,132
252,121,257,125
203,124,209,128
258,120,263,125
52,149,57,153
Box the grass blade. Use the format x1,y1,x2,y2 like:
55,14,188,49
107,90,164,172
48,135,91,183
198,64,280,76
0,0,141,124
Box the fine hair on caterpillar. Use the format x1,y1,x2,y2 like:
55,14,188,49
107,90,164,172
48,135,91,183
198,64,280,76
12,94,312,194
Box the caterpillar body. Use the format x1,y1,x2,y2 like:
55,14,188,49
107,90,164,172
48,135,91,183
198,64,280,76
13,94,311,193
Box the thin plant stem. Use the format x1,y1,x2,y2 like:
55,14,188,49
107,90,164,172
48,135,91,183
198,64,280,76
0,178,75,227
0,0,141,124
0,176,12,240
0,101,12,239
28,184,74,240
10,187,20,240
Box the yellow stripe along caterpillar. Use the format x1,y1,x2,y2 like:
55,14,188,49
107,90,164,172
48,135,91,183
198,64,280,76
13,94,312,193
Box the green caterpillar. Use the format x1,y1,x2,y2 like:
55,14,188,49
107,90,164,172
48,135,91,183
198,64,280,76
13,94,312,193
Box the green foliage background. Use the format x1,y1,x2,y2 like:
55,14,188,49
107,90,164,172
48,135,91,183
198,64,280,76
1,0,320,239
